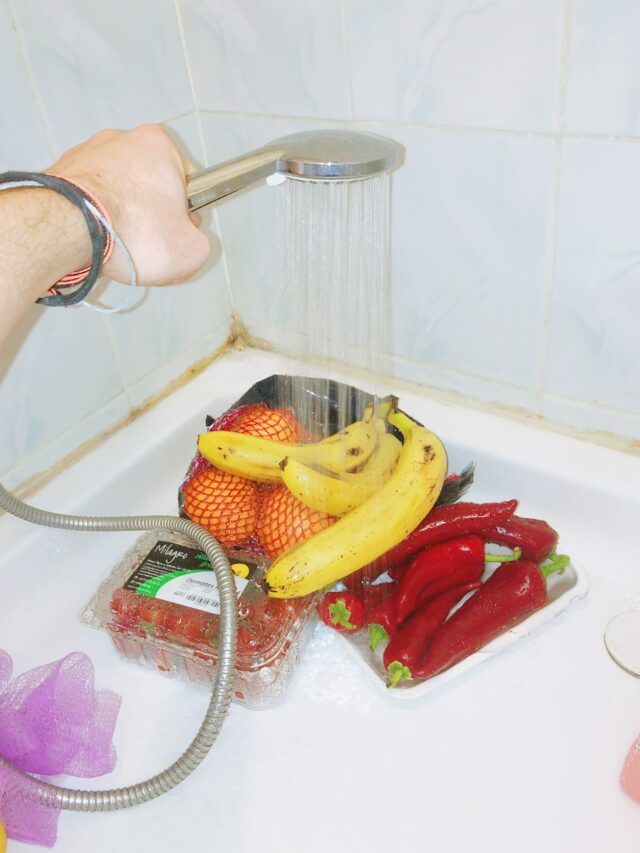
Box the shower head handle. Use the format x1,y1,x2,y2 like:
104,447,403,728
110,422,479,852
187,129,402,210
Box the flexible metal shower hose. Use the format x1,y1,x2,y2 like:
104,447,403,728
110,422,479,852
0,482,238,812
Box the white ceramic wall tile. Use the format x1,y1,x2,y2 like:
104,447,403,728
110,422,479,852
0,304,127,480
11,0,193,155
543,396,640,443
0,3,51,170
124,320,231,409
178,0,350,119
347,0,564,132
0,391,130,492
564,0,640,136
391,354,539,415
384,123,555,389
100,114,233,407
546,140,640,417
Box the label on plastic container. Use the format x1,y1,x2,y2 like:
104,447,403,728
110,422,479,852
124,540,248,615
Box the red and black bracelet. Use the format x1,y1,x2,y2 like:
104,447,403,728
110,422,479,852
0,171,112,307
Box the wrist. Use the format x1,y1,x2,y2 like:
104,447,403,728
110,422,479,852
5,187,92,291
48,189,94,282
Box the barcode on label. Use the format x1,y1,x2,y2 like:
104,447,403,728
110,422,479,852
185,594,218,608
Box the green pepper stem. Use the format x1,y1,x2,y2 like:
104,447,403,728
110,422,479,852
541,552,570,578
387,661,412,687
368,623,390,651
485,546,522,563
328,599,356,630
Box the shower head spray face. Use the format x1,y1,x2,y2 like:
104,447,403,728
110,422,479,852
187,129,403,210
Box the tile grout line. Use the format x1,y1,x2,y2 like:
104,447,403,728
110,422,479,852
543,392,640,421
173,0,238,321
245,321,640,425
193,108,640,145
339,0,355,122
244,319,537,395
1,320,232,488
535,0,574,413
5,0,57,161
124,319,231,407
97,302,134,408
0,389,129,484
162,109,194,125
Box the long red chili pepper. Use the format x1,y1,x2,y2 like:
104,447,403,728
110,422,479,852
367,600,399,650
387,558,414,582
385,500,518,566
342,556,389,591
363,581,397,611
396,535,521,624
479,515,558,563
413,554,569,680
363,582,399,649
384,583,480,686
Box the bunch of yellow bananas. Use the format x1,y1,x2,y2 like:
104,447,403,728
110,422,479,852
198,405,379,483
198,401,447,598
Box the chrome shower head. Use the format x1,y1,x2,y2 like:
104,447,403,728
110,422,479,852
187,129,402,210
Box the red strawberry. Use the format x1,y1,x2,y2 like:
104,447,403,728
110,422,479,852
256,485,335,557
231,403,300,443
182,466,260,547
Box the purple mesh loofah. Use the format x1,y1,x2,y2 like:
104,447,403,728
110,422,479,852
0,651,121,778
0,651,11,688
0,764,60,847
0,650,121,846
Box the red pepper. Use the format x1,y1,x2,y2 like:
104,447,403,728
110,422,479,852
385,500,518,565
396,535,521,624
342,556,389,591
362,581,397,615
318,591,365,633
384,583,480,686
479,515,559,563
365,583,400,649
387,558,413,582
414,554,569,680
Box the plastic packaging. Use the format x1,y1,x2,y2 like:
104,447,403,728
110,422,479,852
82,530,317,708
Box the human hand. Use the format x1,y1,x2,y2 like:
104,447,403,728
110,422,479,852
49,124,209,286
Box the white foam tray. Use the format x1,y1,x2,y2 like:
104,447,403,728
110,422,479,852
338,559,590,698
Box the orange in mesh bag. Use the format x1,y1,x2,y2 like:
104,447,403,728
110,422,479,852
182,466,261,547
182,404,307,548
257,485,335,557
231,403,300,442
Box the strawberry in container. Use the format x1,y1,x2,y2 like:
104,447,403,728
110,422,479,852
94,530,318,707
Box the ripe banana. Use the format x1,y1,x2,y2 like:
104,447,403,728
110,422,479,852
265,416,448,598
198,414,377,484
281,431,402,516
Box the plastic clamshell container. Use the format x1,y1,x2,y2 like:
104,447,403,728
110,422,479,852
335,557,589,699
82,529,319,708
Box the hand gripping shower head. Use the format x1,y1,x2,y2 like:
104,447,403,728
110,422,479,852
187,129,403,209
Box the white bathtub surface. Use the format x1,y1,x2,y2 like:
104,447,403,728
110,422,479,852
2,348,640,853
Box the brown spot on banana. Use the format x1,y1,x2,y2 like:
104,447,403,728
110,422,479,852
422,443,436,463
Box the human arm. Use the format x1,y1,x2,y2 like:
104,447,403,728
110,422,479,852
0,124,209,345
